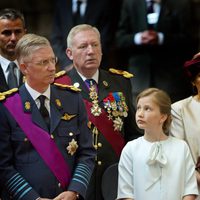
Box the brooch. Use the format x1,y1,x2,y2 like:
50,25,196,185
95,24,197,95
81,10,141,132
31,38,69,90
66,139,78,156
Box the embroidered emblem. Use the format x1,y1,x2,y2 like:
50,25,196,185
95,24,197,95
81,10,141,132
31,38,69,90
55,99,62,107
61,113,76,121
103,80,108,87
55,70,66,78
66,139,78,155
24,101,31,111
54,82,81,92
109,68,134,78
0,88,18,101
0,93,5,101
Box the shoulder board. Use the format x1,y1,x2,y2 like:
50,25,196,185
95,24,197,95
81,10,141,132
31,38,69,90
54,82,81,92
109,68,134,78
55,70,66,78
0,88,19,101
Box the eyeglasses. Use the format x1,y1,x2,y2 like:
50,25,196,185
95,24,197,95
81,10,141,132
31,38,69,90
33,57,58,66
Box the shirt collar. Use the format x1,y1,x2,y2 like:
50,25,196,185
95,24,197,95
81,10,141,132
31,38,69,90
25,82,51,101
77,69,99,84
0,55,18,73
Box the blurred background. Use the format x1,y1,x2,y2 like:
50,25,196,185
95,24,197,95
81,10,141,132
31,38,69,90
1,0,200,66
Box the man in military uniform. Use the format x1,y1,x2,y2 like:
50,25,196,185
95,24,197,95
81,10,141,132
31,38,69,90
0,33,95,200
55,24,141,200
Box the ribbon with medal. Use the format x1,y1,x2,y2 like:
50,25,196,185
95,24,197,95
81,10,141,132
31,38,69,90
103,92,128,131
87,79,102,116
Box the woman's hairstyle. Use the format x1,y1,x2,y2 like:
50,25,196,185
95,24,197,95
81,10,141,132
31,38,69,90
136,88,172,135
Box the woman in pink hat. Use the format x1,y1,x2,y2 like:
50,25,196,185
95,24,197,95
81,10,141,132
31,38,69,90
171,56,200,199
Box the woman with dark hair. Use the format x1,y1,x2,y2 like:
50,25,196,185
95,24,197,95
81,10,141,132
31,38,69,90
171,57,200,198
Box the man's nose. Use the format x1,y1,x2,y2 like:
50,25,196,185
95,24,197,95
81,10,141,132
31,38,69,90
10,32,17,41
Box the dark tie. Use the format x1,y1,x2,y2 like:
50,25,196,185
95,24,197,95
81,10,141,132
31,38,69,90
74,0,83,25
7,62,18,89
147,0,155,29
147,0,154,14
85,79,97,92
38,95,50,131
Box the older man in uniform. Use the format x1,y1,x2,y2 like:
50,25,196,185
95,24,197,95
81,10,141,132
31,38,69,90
55,24,141,200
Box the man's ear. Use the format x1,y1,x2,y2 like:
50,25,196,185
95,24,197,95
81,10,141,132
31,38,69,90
66,48,73,60
19,63,27,75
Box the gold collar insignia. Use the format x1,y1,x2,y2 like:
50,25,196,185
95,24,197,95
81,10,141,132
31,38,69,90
55,99,62,107
24,101,31,111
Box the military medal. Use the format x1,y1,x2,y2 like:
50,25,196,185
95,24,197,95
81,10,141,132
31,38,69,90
66,139,78,156
88,80,102,116
103,92,128,132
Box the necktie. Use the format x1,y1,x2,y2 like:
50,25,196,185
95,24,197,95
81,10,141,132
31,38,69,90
85,79,101,116
38,95,50,131
147,0,155,29
85,79,97,92
7,62,18,89
147,0,154,14
74,0,83,25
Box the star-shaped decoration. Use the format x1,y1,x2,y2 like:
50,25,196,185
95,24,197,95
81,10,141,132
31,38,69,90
66,139,78,156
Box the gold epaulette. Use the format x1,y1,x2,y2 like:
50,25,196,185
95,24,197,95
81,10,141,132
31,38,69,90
55,70,66,78
54,82,81,92
0,88,18,101
109,68,134,78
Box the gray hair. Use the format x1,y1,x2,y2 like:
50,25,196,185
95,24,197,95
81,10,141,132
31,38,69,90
0,8,25,28
16,33,50,63
67,24,101,48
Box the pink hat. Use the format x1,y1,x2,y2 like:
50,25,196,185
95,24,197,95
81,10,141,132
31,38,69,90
184,58,200,80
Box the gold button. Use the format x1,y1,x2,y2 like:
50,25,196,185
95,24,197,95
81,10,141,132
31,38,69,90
58,183,61,188
51,134,54,139
97,161,102,165
97,143,102,147
69,132,73,136
24,137,28,142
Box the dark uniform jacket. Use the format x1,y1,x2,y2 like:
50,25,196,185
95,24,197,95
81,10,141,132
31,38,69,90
0,84,96,200
66,67,141,200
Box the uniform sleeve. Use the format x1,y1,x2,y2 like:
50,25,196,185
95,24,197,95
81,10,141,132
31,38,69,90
67,94,96,198
0,103,40,200
117,142,135,199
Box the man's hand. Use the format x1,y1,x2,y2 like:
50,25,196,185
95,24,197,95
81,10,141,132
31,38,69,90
54,191,78,200
141,30,159,45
